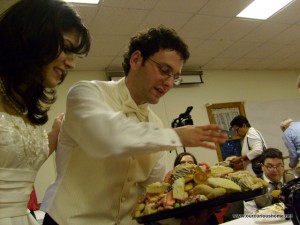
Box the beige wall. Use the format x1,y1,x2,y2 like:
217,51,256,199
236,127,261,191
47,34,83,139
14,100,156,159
35,69,300,201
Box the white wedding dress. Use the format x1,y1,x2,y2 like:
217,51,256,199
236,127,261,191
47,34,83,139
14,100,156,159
0,112,49,225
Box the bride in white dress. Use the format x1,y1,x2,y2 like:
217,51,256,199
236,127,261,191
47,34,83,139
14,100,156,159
0,0,91,224
0,112,61,225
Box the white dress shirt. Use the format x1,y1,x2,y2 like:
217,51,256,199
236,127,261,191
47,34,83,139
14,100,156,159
41,78,182,225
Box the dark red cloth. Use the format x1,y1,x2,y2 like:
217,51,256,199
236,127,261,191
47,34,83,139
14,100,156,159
27,186,39,211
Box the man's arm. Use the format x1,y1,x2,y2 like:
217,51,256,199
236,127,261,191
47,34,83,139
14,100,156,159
47,113,64,156
282,130,298,168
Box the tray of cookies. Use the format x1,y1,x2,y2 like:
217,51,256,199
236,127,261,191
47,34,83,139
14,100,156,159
132,164,268,224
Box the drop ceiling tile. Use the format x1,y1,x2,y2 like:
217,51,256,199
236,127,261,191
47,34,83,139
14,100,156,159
271,24,300,44
74,5,99,27
201,57,239,70
75,56,113,71
225,57,261,70
268,55,300,70
179,15,231,38
198,0,253,17
184,55,209,68
210,18,261,41
100,0,158,9
192,39,234,57
266,44,299,60
268,0,300,24
88,35,129,57
90,7,148,35
246,58,280,70
106,56,124,71
2,0,300,70
182,38,206,51
240,21,290,43
138,11,193,30
244,42,286,58
154,0,208,13
218,41,261,58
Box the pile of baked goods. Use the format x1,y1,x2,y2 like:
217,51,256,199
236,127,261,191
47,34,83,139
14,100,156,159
132,164,269,218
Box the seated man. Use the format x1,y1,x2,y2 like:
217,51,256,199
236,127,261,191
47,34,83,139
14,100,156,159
244,148,295,214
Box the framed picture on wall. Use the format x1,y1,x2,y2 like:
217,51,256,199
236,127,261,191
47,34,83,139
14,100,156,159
206,101,246,162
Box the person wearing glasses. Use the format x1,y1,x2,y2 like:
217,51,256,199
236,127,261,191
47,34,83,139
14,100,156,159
229,115,268,175
164,152,199,185
41,25,227,225
243,148,295,214
163,152,220,225
175,152,198,166
0,0,90,225
164,152,210,183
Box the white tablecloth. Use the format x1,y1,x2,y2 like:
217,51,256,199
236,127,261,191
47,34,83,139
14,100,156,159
34,210,45,225
220,217,293,225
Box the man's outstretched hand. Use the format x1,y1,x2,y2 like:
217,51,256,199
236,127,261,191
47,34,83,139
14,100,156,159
175,124,228,149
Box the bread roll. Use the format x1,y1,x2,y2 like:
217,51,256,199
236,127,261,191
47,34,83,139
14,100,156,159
189,184,213,196
207,187,226,199
184,182,194,192
193,168,208,184
146,182,170,194
210,165,234,177
208,177,241,192
172,177,185,200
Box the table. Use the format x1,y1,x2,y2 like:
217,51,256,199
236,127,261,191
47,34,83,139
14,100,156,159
34,210,45,225
220,217,293,225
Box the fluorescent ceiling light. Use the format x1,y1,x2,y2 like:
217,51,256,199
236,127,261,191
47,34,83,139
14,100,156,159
64,0,100,4
237,0,294,20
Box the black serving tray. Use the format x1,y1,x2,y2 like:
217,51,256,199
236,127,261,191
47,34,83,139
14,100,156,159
135,188,266,224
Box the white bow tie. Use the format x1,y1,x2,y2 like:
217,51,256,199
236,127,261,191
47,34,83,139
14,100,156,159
121,98,149,122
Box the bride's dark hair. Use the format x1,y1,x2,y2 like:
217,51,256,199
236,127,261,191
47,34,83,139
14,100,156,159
0,0,91,125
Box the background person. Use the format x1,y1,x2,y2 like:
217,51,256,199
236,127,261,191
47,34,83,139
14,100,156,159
164,152,210,183
244,148,295,214
41,25,227,225
229,115,268,176
280,118,300,168
0,0,91,225
164,152,220,225
174,152,198,166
